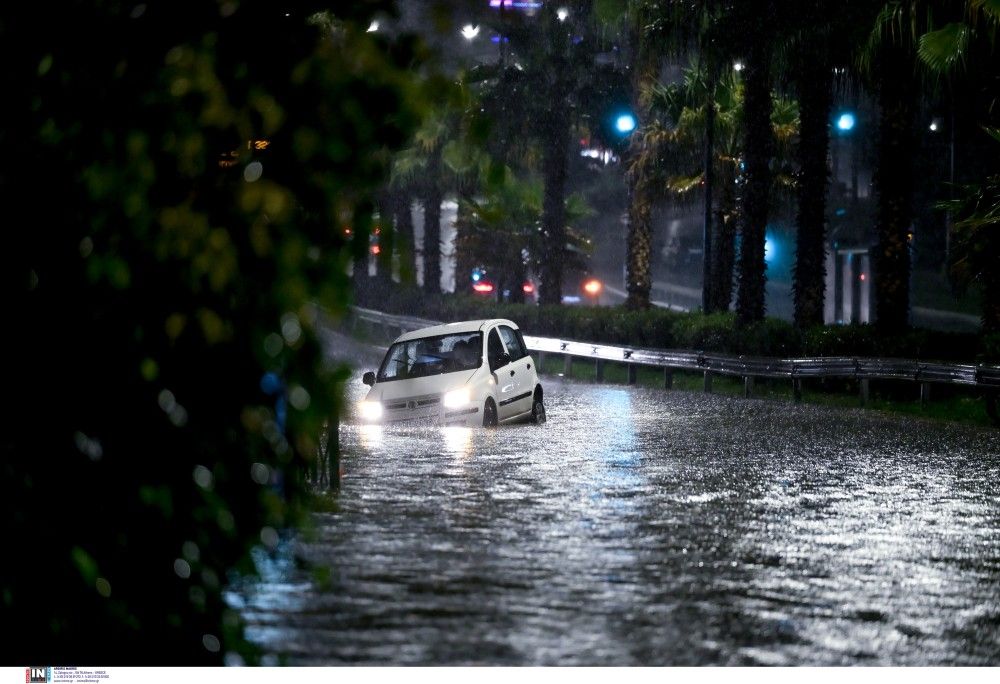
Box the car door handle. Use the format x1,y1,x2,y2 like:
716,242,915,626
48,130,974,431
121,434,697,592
527,363,531,370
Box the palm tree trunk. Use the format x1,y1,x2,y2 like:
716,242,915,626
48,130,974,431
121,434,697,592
625,179,653,309
422,147,443,295
735,39,774,325
375,190,395,290
394,191,416,285
792,57,833,329
539,113,569,306
873,45,915,332
624,26,658,311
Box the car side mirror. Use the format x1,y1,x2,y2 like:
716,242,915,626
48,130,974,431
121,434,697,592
362,371,376,386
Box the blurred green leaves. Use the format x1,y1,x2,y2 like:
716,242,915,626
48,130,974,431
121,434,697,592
4,0,420,664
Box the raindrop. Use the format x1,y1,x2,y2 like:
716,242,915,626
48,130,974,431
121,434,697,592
250,462,270,485
95,577,111,598
224,653,245,667
193,465,213,490
289,385,310,411
243,161,263,183
130,4,146,19
202,634,221,653
29,270,39,290
220,1,237,17
174,558,191,579
79,236,94,258
182,541,200,562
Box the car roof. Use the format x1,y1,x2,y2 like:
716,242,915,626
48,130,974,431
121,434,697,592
393,319,519,343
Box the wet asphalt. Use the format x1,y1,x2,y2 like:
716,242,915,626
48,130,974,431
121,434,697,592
230,332,1000,665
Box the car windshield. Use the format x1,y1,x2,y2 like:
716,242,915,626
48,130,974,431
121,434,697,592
376,331,483,382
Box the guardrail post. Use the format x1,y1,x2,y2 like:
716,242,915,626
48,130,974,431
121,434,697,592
703,371,713,393
859,378,870,406
793,378,802,404
327,409,340,491
563,354,573,376
743,375,754,398
627,364,637,385
920,381,931,407
663,368,673,389
596,359,605,383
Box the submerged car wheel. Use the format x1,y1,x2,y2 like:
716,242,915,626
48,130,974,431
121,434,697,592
483,399,498,428
531,398,546,424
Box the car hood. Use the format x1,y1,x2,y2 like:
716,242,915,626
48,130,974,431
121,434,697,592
365,368,478,402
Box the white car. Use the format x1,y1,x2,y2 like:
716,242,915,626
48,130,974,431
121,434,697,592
358,319,545,427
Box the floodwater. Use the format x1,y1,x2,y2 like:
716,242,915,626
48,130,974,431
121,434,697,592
230,334,1000,665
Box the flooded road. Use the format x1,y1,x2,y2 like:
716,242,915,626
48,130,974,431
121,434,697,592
233,336,1000,665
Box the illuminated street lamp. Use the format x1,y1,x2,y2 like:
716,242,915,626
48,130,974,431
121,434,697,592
615,113,637,134
583,278,603,305
836,112,856,132
461,24,480,40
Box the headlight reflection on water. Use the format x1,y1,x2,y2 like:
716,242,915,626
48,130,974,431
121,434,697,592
442,426,472,456
358,424,383,449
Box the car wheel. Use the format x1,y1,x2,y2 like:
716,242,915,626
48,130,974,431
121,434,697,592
483,399,498,428
531,398,546,424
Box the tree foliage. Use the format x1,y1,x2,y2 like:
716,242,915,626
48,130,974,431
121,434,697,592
2,0,420,663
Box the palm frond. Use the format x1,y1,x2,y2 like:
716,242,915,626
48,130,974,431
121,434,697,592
918,22,970,74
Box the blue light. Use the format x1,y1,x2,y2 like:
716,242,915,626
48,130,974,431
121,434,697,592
615,113,637,134
836,113,855,132
764,235,777,263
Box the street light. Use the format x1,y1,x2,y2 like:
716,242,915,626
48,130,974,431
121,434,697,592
615,113,637,134
836,112,856,132
461,24,480,40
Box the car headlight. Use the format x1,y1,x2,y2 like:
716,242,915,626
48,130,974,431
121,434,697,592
442,388,471,409
358,400,383,421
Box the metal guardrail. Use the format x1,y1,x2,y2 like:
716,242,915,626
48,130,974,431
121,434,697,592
349,306,1000,407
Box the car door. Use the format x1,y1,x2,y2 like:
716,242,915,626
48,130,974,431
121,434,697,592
498,324,533,416
486,326,519,420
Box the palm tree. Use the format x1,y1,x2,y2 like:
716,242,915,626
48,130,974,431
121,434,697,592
635,66,798,312
390,114,449,294
787,3,835,329
622,3,661,310
456,172,592,303
473,2,610,306
733,1,780,325
390,81,488,295
943,131,1000,330
916,2,1000,329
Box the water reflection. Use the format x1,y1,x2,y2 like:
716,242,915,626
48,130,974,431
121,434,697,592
442,426,473,457
236,368,1000,665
